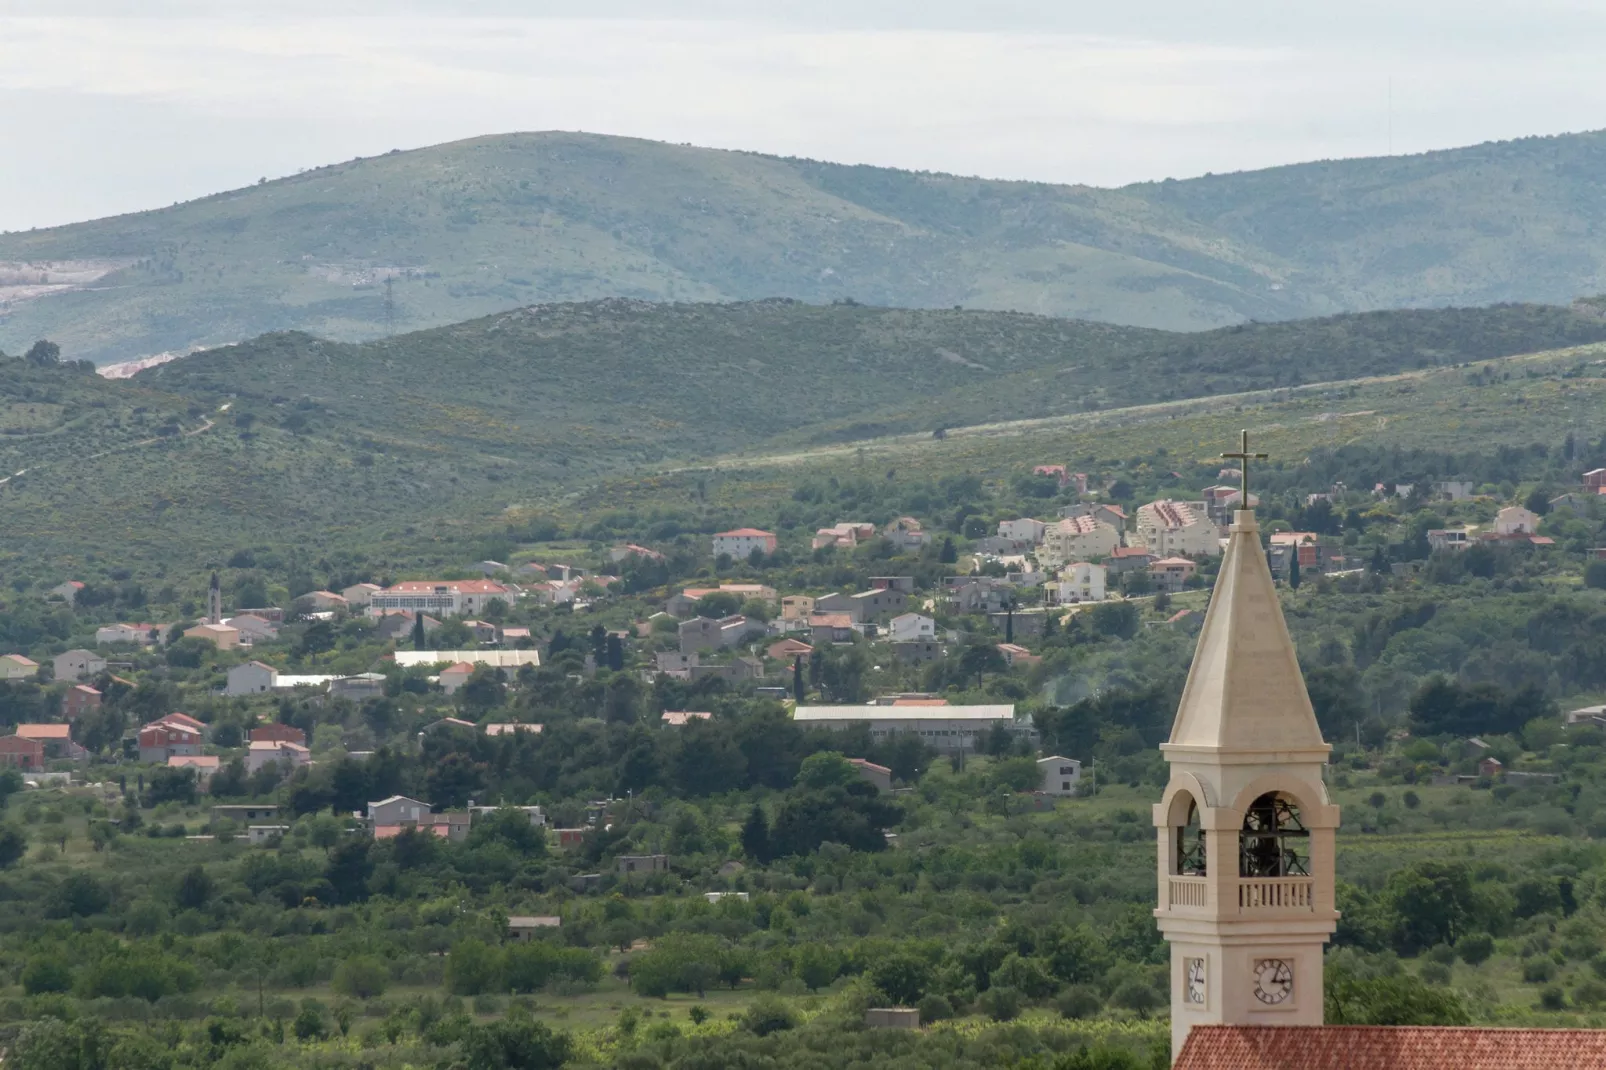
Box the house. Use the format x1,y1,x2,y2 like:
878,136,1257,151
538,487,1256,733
508,916,563,940
245,739,311,774
1427,528,1472,553
618,854,670,876
138,717,203,763
944,578,1013,614
711,528,777,558
1133,500,1220,557
341,582,383,608
183,623,241,649
462,620,498,643
247,825,291,845
53,649,105,681
793,704,1033,753
421,716,479,735
989,608,1048,639
893,641,944,664
0,654,38,681
849,758,892,792
813,592,864,622
212,803,280,823
0,734,45,770
767,638,813,661
865,1009,921,1030
1105,547,1158,575
1479,756,1504,779
329,673,386,702
167,755,220,784
224,614,279,642
997,518,1048,545
367,580,513,618
368,795,432,826
1433,480,1477,501
95,623,165,647
850,588,908,620
16,724,80,760
373,610,442,641
888,613,936,643
1586,468,1606,493
996,643,1041,668
869,576,917,595
554,827,588,849
1269,532,1322,571
1037,756,1082,795
439,662,478,695
972,536,1030,556
250,723,307,746
813,522,877,550
780,595,816,621
1048,562,1107,604
678,617,724,654
1041,514,1119,568
63,684,101,719
48,580,86,605
661,710,713,727
882,517,930,551
227,661,278,696
808,613,857,644
1495,505,1541,536
474,560,509,577
655,651,699,678
1150,557,1198,593
501,626,532,646
1550,492,1589,512
483,722,543,736
301,591,349,612
608,543,666,564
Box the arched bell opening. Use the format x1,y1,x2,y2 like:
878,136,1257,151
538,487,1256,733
1239,792,1310,877
1170,792,1207,876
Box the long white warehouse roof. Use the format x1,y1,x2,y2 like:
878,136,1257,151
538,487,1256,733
392,650,542,669
793,704,1019,722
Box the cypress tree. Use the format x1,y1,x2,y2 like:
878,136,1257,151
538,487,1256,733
792,656,805,702
740,804,771,863
410,612,426,650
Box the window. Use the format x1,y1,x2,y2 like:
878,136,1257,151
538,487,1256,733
1239,793,1310,877
1175,798,1207,876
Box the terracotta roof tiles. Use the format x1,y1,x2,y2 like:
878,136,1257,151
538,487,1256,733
1175,1025,1606,1070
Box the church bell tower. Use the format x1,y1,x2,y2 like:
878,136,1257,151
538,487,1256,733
1154,435,1339,1059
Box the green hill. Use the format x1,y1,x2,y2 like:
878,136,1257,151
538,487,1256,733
7,130,1606,363
4,296,1606,585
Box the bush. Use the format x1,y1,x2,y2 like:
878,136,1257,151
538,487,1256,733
1538,985,1567,1011
1107,979,1162,1017
915,994,954,1023
461,1012,571,1070
332,956,389,1000
977,985,1023,1022
21,957,73,995
1420,962,1451,986
1523,959,1556,984
1056,985,1103,1020
1456,933,1495,966
741,996,797,1037
1575,980,1606,1008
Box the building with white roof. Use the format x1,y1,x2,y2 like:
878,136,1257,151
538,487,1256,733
792,704,1032,752
391,650,541,669
367,580,513,618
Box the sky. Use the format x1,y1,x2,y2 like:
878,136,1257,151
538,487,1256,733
3,0,1606,232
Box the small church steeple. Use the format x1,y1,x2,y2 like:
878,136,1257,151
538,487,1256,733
1154,432,1340,1059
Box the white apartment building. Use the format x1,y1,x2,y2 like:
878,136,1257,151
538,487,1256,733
792,704,1033,753
1048,562,1107,604
367,580,513,618
1040,515,1121,568
888,613,936,642
1132,500,1221,558
997,518,1048,545
711,528,778,558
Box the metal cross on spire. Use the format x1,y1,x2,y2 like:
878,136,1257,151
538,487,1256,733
1223,429,1268,509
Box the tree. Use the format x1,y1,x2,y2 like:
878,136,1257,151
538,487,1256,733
605,633,625,672
740,804,771,863
792,656,805,702
332,956,389,1000
870,953,930,1004
0,825,26,868
939,537,958,564
145,766,197,807
461,1012,571,1070
175,865,213,910
23,340,61,366
447,939,505,995
411,612,427,650
1325,967,1469,1025
1288,551,1301,589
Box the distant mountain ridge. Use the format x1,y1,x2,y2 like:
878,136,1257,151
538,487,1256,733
4,129,1606,363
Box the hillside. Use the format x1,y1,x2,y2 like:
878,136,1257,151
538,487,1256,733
6,130,1606,363
4,297,1606,583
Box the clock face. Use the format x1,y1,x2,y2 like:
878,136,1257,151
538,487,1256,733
1253,959,1295,1005
1185,957,1207,1005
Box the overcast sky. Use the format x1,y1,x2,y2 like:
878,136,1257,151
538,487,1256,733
3,0,1606,231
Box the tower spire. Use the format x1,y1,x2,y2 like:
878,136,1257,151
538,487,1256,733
1154,435,1339,1060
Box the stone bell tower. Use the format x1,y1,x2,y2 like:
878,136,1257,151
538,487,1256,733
1154,435,1340,1059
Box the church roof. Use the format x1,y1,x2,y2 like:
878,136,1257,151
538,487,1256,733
1175,1025,1606,1069
1166,510,1328,756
